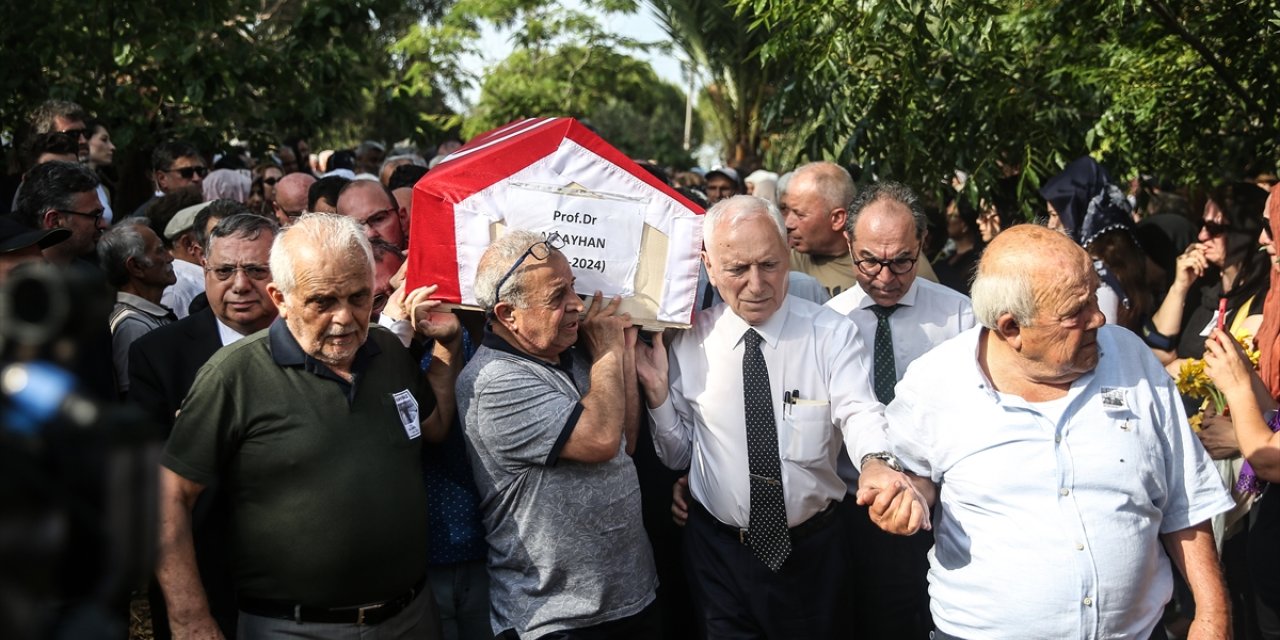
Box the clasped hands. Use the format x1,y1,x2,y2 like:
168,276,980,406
856,460,934,536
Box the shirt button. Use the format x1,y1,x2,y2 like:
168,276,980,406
1076,543,1085,551
1059,488,1070,496
1083,596,1094,606
1055,435,1062,443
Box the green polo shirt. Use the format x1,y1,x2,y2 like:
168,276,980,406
162,320,433,607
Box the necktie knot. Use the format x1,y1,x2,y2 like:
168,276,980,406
744,328,762,349
871,304,900,320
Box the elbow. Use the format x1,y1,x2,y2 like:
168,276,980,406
1248,450,1280,483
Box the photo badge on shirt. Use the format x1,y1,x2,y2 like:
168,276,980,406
392,389,421,439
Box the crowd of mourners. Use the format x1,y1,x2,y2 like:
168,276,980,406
6,98,1280,640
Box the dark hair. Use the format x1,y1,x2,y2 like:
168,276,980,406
337,178,396,211
1211,182,1271,301
846,180,928,241
308,176,350,210
27,99,87,135
13,161,100,229
327,149,356,172
145,186,204,241
1087,231,1157,332
388,165,429,191
20,131,80,170
194,200,254,251
151,140,201,172
213,146,250,171
205,213,279,256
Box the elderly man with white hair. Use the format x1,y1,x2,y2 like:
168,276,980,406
870,224,1232,639
156,213,462,639
636,194,925,639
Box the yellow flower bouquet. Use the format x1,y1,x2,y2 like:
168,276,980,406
1176,329,1260,430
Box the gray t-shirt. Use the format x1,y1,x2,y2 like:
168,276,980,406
457,337,657,639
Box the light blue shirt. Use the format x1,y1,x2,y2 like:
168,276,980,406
887,325,1232,639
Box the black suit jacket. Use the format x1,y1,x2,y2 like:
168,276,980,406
128,308,237,638
128,307,223,431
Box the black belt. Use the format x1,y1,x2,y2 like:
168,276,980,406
694,499,839,545
238,575,425,626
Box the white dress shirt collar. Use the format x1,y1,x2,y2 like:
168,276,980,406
855,277,920,311
213,315,249,346
715,295,793,350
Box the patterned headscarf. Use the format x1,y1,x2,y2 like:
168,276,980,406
1039,156,1134,248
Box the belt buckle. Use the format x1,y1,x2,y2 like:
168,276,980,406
738,528,747,544
356,602,384,625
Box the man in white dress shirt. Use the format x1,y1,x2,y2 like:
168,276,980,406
871,224,1232,639
636,195,927,639
826,181,975,639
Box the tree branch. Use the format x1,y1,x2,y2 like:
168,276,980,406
1144,0,1263,115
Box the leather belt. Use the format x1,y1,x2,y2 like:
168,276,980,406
238,575,425,626
694,499,839,545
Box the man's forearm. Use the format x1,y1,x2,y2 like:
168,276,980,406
622,341,639,455
155,468,215,631
423,334,464,441
1161,522,1230,635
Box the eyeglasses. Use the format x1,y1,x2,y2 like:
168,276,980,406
278,206,307,220
52,208,105,223
57,127,88,140
854,252,920,276
493,232,566,302
165,166,209,180
263,177,280,186
357,207,397,229
1201,220,1230,237
205,263,271,281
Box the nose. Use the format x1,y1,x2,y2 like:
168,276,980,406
191,174,204,184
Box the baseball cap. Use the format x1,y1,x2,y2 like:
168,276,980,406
0,217,70,254
164,201,212,241
705,166,742,186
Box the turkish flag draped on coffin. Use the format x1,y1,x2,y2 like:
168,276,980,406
406,117,705,328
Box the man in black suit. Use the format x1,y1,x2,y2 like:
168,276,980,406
128,213,279,640
129,213,279,428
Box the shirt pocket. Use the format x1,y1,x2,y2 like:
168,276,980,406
783,401,832,464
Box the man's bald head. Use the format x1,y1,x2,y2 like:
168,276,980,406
972,225,1093,328
274,173,316,224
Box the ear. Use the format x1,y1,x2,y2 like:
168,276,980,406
266,283,288,318
701,250,717,288
492,301,518,332
124,256,147,279
830,207,848,233
153,170,167,190
993,312,1023,349
41,209,62,230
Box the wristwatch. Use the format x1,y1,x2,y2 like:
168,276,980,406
860,451,904,472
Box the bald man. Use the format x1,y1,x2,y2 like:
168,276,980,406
868,225,1232,639
271,172,315,226
336,180,409,250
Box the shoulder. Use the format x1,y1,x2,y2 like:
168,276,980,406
903,326,982,381
786,272,830,305
133,309,214,351
825,286,866,316
200,329,271,375
915,277,973,308
794,296,856,334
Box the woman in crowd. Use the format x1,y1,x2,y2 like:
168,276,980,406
1040,156,1155,331
933,191,984,296
1203,183,1280,640
1149,182,1270,368
85,118,117,223
248,161,284,216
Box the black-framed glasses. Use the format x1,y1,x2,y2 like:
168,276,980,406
52,208,105,223
165,166,209,180
1201,220,1230,237
493,232,566,302
205,263,271,281
854,252,920,276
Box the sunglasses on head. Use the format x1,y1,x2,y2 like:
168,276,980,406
1202,220,1230,237
166,165,210,180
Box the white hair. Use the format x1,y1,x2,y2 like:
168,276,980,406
702,195,787,251
474,229,549,311
970,264,1037,329
269,213,373,296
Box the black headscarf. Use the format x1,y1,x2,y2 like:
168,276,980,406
1039,156,1134,248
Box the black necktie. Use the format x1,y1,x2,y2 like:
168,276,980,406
742,328,791,572
871,305,900,404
